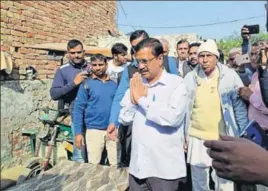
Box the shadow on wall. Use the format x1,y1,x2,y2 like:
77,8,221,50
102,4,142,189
0,78,25,94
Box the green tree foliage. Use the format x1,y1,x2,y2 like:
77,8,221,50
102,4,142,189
217,31,268,60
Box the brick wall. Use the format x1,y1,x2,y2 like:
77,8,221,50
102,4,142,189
0,1,117,169
0,1,118,80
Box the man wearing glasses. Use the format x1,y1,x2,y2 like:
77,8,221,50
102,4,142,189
107,30,179,168
184,39,248,191
50,39,89,162
119,38,187,190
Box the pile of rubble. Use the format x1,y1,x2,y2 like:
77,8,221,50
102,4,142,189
7,160,129,191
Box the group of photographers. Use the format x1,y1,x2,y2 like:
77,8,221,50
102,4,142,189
49,24,268,191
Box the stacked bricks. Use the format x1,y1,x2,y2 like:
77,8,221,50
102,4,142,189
0,1,118,80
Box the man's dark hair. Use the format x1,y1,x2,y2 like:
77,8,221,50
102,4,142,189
218,49,224,64
111,43,128,55
189,42,201,50
67,39,83,50
134,38,163,57
90,53,107,63
176,39,190,47
252,42,259,47
129,30,149,43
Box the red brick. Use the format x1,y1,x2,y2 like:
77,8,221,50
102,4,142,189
22,10,34,18
14,25,27,32
12,41,23,47
0,2,9,10
21,1,33,7
1,28,10,35
11,30,25,37
0,17,8,23
19,47,31,54
12,52,23,59
35,65,45,70
25,32,34,38
0,45,9,51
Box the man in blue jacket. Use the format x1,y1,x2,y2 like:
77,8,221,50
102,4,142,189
106,30,179,167
50,39,89,162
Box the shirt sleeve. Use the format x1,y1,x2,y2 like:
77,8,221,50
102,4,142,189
138,81,187,128
118,89,137,126
109,65,130,127
249,73,268,114
72,83,88,135
50,68,76,100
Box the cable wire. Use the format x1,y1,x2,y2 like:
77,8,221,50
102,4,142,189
118,1,136,31
118,15,264,29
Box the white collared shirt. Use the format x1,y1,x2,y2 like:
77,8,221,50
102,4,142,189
119,70,187,179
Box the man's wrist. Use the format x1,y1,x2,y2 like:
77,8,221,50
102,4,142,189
255,151,268,186
138,96,149,111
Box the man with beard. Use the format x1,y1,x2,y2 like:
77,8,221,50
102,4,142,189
50,39,89,162
119,38,187,190
72,54,118,166
182,42,201,77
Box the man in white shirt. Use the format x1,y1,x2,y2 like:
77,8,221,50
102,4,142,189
107,43,129,83
119,38,187,191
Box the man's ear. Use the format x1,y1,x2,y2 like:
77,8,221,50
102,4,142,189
158,54,164,66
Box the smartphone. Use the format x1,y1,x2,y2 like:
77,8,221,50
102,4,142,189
240,120,268,150
235,54,250,66
245,24,260,34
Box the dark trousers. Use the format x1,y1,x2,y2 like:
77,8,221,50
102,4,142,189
118,123,132,167
129,174,186,191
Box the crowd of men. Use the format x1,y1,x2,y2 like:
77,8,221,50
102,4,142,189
49,26,268,191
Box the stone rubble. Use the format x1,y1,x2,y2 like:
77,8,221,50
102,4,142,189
8,160,129,191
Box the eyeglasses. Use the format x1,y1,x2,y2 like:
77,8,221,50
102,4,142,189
69,51,83,55
136,57,156,65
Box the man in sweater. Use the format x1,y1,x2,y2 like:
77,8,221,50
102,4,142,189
73,54,118,166
184,39,248,191
50,39,88,162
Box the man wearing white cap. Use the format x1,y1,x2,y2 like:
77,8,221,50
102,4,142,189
184,39,248,191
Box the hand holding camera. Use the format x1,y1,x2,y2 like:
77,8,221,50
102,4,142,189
241,24,260,40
